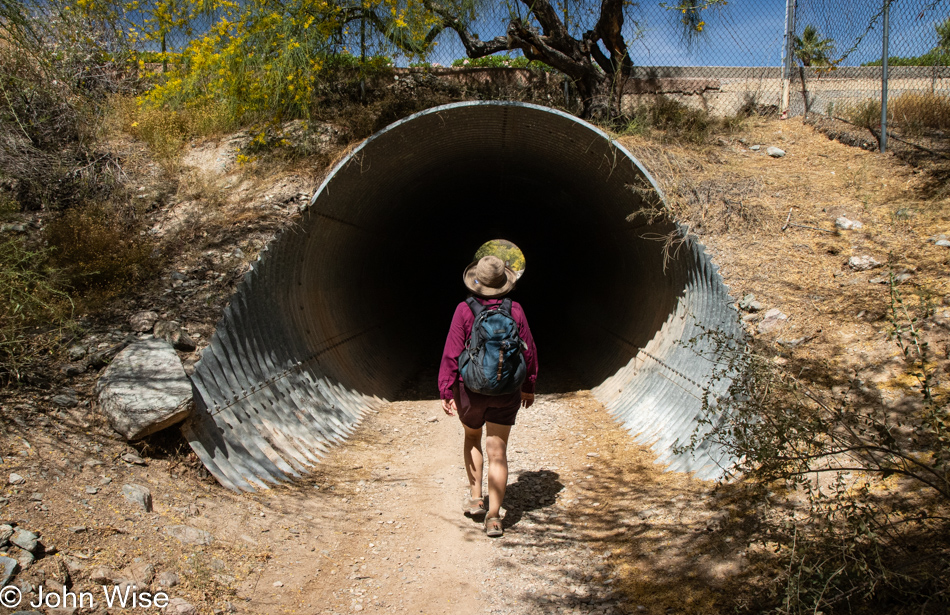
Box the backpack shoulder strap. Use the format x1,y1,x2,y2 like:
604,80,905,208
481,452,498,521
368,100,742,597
500,298,513,314
465,297,484,317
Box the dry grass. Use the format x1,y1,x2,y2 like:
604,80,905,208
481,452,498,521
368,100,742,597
44,202,156,300
614,116,950,613
619,116,950,397
107,95,234,172
619,95,747,144
176,168,229,210
890,92,950,134
842,92,950,136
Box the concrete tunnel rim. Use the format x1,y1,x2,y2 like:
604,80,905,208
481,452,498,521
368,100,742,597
306,100,670,215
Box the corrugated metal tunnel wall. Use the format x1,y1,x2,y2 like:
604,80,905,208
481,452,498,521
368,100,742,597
183,101,743,492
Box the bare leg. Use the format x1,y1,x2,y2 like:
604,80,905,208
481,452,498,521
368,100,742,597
484,422,512,520
462,424,484,500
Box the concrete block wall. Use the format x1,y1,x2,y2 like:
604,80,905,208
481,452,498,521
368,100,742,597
620,66,950,118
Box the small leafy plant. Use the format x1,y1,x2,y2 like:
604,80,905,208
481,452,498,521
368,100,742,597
678,276,949,614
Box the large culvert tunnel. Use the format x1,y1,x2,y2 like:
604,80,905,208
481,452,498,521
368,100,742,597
183,101,743,492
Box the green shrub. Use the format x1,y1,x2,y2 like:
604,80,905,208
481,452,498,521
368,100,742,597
0,1,138,211
679,281,950,614
862,51,950,67
450,54,549,70
843,98,881,131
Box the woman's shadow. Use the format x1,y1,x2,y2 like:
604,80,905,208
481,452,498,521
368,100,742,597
498,469,564,529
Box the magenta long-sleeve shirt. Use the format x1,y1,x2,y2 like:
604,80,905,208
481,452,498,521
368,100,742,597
438,297,538,400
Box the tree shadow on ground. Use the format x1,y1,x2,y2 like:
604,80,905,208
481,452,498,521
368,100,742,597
482,453,773,615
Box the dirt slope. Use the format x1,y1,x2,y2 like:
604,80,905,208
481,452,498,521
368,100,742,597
1,116,947,614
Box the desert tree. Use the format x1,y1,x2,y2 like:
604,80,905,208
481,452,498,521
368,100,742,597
421,0,725,120
121,0,724,123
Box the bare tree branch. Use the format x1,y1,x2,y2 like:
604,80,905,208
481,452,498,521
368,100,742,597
424,0,510,57
519,0,568,41
591,0,631,76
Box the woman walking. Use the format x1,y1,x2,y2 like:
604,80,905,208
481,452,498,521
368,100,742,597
438,255,538,537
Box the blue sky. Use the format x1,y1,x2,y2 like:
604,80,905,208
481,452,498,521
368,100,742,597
419,0,949,67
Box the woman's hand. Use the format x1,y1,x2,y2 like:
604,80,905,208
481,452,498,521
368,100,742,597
441,398,457,416
521,392,535,409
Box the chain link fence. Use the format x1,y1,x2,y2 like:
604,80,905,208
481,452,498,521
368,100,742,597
791,0,950,152
156,1,949,150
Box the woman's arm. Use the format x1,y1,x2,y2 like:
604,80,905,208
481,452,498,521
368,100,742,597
437,302,470,400
513,302,538,396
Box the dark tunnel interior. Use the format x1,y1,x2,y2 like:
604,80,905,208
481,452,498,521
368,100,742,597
186,102,740,490
295,109,684,399
358,171,682,396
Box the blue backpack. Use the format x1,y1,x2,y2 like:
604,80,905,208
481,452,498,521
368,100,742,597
458,297,527,396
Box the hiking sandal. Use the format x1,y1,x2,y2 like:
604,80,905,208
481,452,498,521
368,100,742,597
485,516,503,537
463,497,487,516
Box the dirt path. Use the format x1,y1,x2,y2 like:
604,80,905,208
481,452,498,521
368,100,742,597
178,370,741,615
0,362,761,613
0,316,754,615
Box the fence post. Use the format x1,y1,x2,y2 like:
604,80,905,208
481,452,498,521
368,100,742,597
161,32,167,73
880,0,890,153
780,0,797,118
360,6,366,103
562,0,570,108
360,14,366,65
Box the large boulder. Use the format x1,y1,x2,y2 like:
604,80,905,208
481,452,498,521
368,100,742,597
95,339,193,440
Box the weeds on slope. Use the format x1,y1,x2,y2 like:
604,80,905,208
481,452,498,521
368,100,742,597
678,277,950,614
0,3,157,381
619,95,750,145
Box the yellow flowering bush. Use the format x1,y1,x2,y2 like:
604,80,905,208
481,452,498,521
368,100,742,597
82,0,444,126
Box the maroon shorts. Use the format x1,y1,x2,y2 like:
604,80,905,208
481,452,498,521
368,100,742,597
452,383,521,429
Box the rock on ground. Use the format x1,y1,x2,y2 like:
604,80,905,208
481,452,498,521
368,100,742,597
50,391,79,407
835,216,864,230
849,255,882,271
130,311,159,333
14,547,34,569
0,524,14,546
164,598,198,615
0,556,17,586
738,293,765,312
121,484,153,512
88,566,120,584
120,561,155,585
10,529,38,553
164,525,214,546
153,321,197,352
767,146,786,158
156,571,179,587
95,338,193,441
757,308,789,334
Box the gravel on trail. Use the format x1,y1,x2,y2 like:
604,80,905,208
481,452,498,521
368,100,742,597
226,370,739,615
